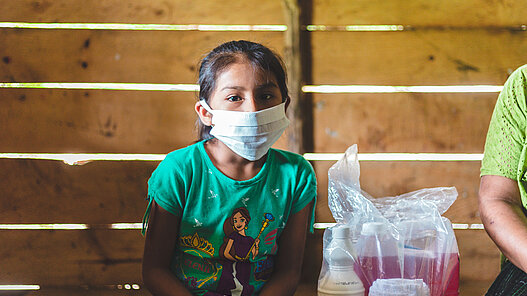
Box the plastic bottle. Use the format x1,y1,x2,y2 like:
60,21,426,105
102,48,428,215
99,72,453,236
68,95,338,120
397,219,459,296
318,226,365,296
355,222,402,295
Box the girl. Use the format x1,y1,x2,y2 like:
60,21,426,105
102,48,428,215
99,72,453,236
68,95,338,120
142,40,317,296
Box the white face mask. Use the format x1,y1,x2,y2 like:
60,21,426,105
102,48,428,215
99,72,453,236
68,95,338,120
200,100,290,161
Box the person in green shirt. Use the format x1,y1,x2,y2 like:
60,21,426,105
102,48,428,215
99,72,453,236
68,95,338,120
141,40,317,296
480,64,527,295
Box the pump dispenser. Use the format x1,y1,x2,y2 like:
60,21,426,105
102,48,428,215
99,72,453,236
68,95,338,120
318,226,365,296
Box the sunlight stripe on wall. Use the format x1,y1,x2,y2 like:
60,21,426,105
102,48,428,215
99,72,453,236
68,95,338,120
302,85,503,93
306,25,405,31
0,285,40,291
0,82,199,91
0,223,141,230
0,83,504,93
0,224,88,230
0,223,484,231
0,153,483,164
0,153,165,165
303,153,483,162
313,223,485,230
0,22,287,31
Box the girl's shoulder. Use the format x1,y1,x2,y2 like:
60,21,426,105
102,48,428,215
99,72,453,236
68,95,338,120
154,141,205,174
164,141,204,163
270,148,313,169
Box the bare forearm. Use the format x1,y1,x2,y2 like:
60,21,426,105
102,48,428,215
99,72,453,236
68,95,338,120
143,266,193,296
480,198,527,271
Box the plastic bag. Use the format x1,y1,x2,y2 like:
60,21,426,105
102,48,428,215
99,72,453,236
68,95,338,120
318,145,459,296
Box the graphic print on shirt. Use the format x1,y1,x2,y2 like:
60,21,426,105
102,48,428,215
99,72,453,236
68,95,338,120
216,207,275,296
179,233,222,289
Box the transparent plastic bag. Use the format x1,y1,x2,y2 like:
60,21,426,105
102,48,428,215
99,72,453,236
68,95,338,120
318,145,459,296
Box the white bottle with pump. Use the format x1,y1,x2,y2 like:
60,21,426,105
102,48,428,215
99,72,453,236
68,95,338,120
318,226,365,296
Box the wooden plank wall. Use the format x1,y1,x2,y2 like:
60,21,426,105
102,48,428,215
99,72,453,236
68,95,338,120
1,0,527,295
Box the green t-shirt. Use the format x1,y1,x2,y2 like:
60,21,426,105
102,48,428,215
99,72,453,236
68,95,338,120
481,64,527,207
143,140,317,295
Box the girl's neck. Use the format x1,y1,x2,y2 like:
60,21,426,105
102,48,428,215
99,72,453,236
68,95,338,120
204,139,266,181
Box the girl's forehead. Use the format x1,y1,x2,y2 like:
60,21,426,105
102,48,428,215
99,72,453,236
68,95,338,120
216,61,277,86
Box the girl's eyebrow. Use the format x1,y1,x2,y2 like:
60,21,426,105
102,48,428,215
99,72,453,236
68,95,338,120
220,82,278,91
256,82,279,90
220,86,245,91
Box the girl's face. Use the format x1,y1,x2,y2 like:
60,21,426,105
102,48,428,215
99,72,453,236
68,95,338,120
233,212,247,232
207,59,283,112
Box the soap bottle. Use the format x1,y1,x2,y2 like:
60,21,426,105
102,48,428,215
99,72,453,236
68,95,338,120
318,226,365,296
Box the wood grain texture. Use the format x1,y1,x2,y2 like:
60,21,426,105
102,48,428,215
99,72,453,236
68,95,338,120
0,0,285,24
0,89,198,153
313,93,496,153
0,159,154,224
312,0,527,27
0,229,144,285
0,30,284,83
311,30,527,85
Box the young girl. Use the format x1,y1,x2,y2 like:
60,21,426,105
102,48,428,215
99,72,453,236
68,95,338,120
142,40,317,296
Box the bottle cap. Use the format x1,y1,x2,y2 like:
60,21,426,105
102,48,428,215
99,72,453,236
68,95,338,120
361,222,389,235
332,226,351,239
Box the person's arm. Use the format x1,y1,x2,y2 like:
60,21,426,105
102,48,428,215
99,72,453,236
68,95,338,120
259,201,313,296
142,201,193,296
223,239,236,261
479,175,527,272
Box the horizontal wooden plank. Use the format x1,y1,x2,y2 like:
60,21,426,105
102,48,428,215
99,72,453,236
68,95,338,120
313,161,482,224
0,159,154,224
312,0,527,27
313,93,496,153
0,230,144,285
0,89,198,153
0,88,290,153
0,0,284,24
0,30,284,83
457,230,500,282
311,30,527,85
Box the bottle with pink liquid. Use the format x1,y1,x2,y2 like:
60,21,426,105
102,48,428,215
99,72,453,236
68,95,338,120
355,222,402,295
398,219,459,296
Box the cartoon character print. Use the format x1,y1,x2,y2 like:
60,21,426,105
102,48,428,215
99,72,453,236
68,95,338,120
215,207,274,296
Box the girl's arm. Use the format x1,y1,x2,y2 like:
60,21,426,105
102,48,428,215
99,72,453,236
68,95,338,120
142,201,193,296
479,175,527,272
259,201,313,296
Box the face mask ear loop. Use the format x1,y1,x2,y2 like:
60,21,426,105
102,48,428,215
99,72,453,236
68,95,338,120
200,99,214,114
199,99,215,127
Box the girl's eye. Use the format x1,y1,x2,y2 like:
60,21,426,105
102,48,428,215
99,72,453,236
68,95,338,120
227,95,242,102
261,94,273,100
